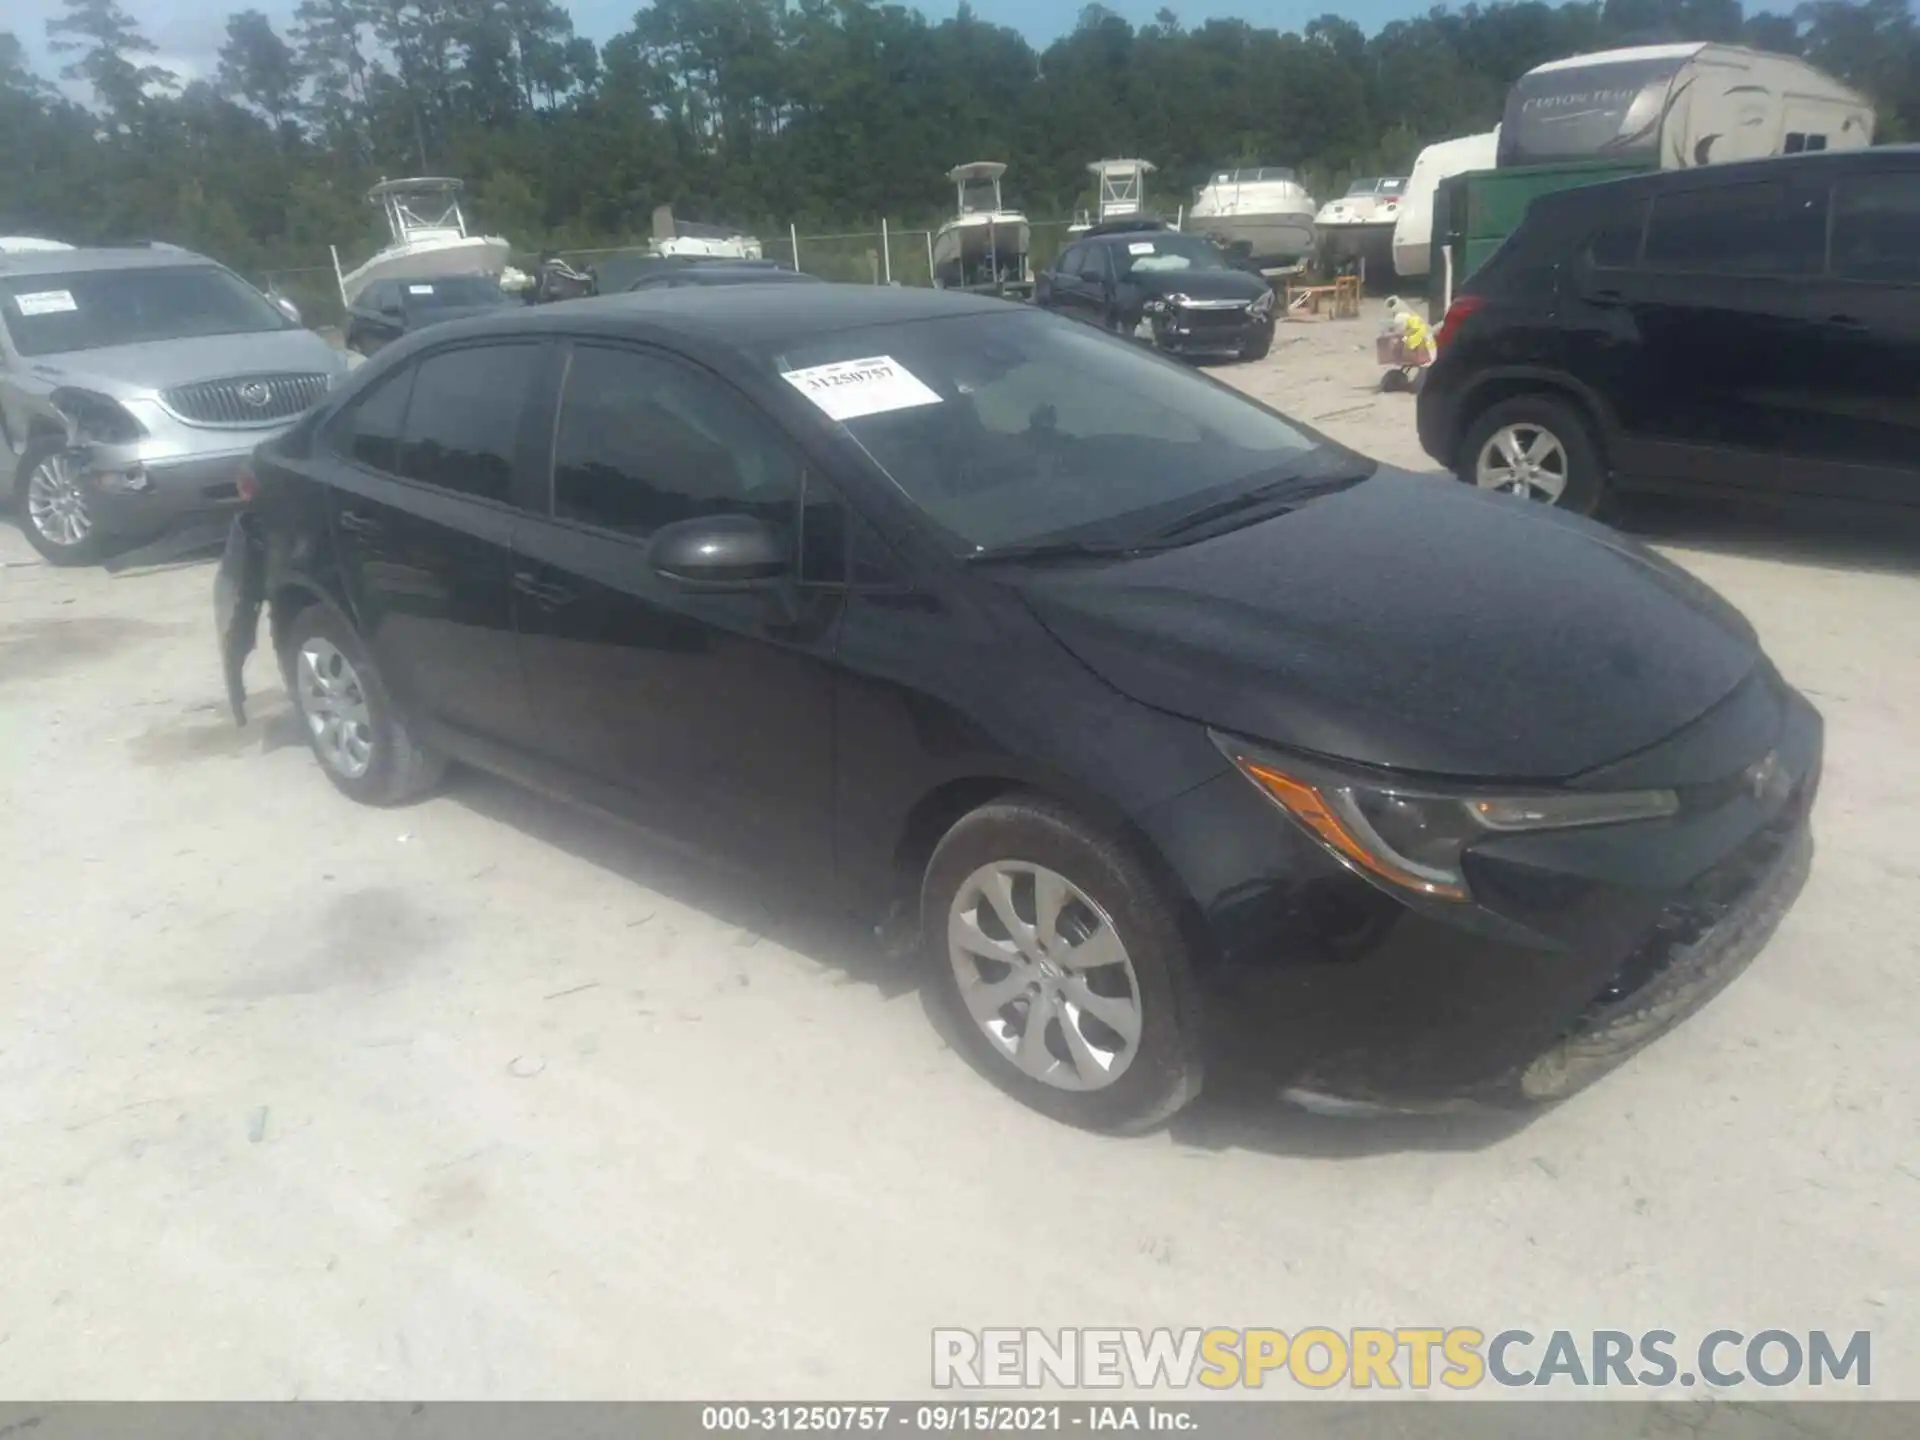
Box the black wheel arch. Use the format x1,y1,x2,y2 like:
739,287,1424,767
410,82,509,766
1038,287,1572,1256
1448,368,1618,474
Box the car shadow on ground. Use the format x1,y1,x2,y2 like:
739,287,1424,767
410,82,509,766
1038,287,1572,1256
446,766,1537,1156
444,766,916,1001
1617,494,1920,576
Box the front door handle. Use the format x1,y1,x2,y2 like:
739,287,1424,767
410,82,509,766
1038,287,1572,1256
1586,288,1626,307
336,509,382,536
512,570,577,608
1826,314,1869,333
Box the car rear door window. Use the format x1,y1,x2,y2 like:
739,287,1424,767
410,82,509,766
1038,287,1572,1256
1829,172,1920,284
331,365,415,474
550,343,802,539
1586,199,1648,269
1644,182,1805,275
393,343,539,504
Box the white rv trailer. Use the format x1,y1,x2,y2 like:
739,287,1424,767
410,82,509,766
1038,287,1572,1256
1392,129,1499,278
1498,43,1873,171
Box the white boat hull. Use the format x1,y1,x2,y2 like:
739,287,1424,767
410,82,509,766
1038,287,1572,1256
340,234,512,305
1189,210,1316,266
932,214,1031,289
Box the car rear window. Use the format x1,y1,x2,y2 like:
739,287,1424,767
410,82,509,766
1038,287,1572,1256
1586,199,1649,269
1644,182,1807,276
1829,172,1920,284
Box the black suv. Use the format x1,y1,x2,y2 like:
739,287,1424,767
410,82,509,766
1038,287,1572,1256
1036,222,1275,360
1418,146,1920,516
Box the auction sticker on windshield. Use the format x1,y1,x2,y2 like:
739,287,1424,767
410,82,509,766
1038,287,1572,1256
13,290,78,316
781,355,942,422
1128,242,1157,255
408,284,434,294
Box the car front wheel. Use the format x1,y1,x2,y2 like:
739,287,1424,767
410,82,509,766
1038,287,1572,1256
921,795,1204,1132
14,441,104,566
1459,394,1605,515
284,603,444,805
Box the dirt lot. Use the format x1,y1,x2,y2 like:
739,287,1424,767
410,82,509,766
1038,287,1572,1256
1,304,1915,1400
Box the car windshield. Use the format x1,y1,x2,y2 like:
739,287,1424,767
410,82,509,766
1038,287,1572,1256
763,307,1345,553
1111,233,1234,277
0,264,294,357
402,276,511,309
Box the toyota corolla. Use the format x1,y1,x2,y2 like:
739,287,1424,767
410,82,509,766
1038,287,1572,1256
216,286,1818,1132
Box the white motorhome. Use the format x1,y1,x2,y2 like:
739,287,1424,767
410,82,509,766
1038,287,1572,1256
1498,43,1873,171
1392,128,1499,278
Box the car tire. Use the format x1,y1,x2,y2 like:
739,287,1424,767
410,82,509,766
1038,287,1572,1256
13,439,105,566
283,603,445,806
1239,331,1273,362
921,794,1204,1133
1458,393,1605,515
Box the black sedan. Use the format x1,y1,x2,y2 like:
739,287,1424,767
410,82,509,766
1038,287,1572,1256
343,274,516,356
1037,225,1276,361
216,286,1817,1132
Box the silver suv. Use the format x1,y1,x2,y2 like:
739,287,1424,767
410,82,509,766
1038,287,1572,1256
1,243,349,565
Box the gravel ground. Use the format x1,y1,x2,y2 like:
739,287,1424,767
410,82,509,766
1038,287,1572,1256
0,303,1914,1401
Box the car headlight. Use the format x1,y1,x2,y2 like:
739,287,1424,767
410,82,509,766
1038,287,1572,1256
1249,288,1276,317
1143,298,1168,314
50,386,145,445
1212,733,1679,902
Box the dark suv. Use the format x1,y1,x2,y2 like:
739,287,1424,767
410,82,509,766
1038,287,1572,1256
1418,146,1920,516
1036,222,1275,361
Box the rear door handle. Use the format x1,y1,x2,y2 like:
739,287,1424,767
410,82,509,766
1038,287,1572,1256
336,509,382,536
1826,314,1869,332
1586,288,1626,307
512,570,577,608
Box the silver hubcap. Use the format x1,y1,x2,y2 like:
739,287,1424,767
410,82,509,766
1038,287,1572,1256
26,453,92,547
296,638,375,779
1475,423,1570,503
947,862,1143,1092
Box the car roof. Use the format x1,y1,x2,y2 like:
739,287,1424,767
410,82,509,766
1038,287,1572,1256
421,282,1017,352
1532,143,1920,217
0,244,215,277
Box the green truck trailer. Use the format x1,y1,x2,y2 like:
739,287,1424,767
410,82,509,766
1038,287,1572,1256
1426,158,1650,317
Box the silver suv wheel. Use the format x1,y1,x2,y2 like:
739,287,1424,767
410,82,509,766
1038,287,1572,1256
26,453,93,548
296,637,375,779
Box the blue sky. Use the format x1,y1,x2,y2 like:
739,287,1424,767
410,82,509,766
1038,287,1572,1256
12,0,1427,93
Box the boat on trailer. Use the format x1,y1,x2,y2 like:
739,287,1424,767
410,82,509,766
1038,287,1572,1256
334,178,511,308
931,162,1032,296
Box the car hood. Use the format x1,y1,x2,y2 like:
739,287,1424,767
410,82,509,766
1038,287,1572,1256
1009,470,1762,782
28,329,346,397
1125,267,1267,302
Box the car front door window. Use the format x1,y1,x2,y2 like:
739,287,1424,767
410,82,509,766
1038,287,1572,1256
550,343,802,539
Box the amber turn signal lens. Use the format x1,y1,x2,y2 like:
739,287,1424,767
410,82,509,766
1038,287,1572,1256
1236,759,1468,901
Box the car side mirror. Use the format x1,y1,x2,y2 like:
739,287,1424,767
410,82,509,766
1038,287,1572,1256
648,514,788,589
270,293,302,325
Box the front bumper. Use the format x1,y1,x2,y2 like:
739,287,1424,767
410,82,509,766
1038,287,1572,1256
1146,304,1273,354
1141,688,1822,1108
71,445,255,542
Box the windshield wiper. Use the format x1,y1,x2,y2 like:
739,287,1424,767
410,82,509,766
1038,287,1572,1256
1143,463,1374,544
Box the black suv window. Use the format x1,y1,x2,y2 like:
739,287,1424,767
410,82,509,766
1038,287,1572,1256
1830,172,1920,285
550,343,802,539
393,343,539,503
1586,199,1649,269
331,365,415,473
1644,182,1805,276
1055,244,1084,275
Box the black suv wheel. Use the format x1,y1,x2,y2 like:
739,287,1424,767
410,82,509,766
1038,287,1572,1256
1458,394,1605,515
